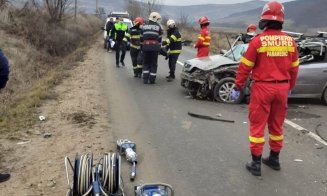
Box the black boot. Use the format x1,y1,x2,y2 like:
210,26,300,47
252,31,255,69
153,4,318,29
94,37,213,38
121,61,125,66
246,155,261,176
0,173,10,183
262,150,281,171
116,62,119,68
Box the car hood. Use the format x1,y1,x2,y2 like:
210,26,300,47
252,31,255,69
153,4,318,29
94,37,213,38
183,55,238,72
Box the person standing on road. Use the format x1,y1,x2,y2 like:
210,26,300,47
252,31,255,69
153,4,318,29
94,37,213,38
241,24,257,44
0,48,10,183
105,17,114,52
232,1,299,176
141,12,163,84
194,16,211,58
125,17,144,78
162,19,182,82
110,17,128,67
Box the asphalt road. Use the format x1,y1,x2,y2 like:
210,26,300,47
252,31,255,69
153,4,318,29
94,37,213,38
102,43,327,196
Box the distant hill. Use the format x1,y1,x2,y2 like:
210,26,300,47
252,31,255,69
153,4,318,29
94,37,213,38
216,0,327,29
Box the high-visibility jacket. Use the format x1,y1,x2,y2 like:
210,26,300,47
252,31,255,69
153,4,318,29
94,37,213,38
125,26,142,50
195,26,211,57
235,29,299,90
110,22,128,42
163,27,182,54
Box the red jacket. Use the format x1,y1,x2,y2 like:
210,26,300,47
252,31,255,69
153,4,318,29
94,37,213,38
235,29,299,89
195,26,211,57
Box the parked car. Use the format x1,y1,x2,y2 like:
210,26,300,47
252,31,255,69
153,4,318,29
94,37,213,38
180,33,327,105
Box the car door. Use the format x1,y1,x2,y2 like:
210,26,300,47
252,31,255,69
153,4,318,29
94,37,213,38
291,58,327,98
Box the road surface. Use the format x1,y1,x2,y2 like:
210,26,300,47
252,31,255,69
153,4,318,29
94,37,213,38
102,41,327,196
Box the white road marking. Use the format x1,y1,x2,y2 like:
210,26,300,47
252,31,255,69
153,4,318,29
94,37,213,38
177,60,183,66
284,119,327,146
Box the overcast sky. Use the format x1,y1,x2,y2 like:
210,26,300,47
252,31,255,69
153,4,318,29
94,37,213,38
162,0,295,6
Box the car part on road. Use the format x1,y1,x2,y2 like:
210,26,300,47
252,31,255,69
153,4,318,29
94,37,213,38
135,183,174,196
117,139,137,181
187,112,235,123
65,153,124,196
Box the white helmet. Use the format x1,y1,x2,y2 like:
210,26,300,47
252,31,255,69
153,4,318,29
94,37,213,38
167,19,176,28
149,12,161,22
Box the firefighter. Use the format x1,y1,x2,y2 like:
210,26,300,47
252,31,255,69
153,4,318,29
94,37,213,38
194,16,211,58
241,24,257,43
110,17,128,67
162,19,182,82
126,17,144,77
141,12,163,84
232,1,299,176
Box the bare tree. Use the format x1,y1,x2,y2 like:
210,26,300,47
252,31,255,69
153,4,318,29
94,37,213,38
44,0,72,22
125,0,143,19
141,0,163,17
96,7,106,19
178,11,190,29
0,0,9,10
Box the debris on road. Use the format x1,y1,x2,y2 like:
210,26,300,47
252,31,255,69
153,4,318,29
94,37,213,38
188,112,234,123
216,113,222,117
294,159,303,162
243,121,248,124
43,133,52,138
315,124,327,142
39,115,46,121
17,140,31,145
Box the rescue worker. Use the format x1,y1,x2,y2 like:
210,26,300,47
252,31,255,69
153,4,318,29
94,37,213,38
141,12,163,84
241,24,257,43
110,17,128,67
105,17,114,52
194,16,211,58
0,48,10,183
232,1,299,176
162,19,182,82
125,17,144,78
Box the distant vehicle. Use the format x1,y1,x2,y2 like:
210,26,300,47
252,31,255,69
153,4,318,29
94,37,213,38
180,33,327,105
109,11,130,19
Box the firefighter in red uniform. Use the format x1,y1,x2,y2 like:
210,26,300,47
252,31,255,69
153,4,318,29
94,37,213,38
232,1,299,176
194,16,211,58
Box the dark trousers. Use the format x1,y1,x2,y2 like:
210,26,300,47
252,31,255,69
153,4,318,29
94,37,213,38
130,48,143,75
115,41,126,64
168,53,180,77
143,51,159,83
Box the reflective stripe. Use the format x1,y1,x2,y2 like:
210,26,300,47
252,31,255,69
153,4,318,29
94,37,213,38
144,31,159,35
198,36,205,40
131,35,140,39
176,38,182,42
143,71,149,73
166,38,171,45
150,73,157,76
169,50,182,54
171,35,178,41
205,36,211,40
203,42,210,46
257,46,295,53
137,64,143,68
292,59,299,67
269,134,284,141
241,57,255,67
249,136,265,143
125,33,131,38
123,38,128,42
131,44,141,49
133,66,138,69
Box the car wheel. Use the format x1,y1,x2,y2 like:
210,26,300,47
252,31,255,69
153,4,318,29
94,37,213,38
213,77,244,104
322,87,327,105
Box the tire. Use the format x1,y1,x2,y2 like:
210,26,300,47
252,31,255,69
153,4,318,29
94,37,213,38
213,77,244,104
322,87,327,105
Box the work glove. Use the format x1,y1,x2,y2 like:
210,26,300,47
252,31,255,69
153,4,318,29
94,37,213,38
162,41,167,46
231,89,239,102
165,54,169,60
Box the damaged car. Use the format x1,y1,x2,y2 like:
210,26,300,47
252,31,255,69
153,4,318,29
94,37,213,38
180,32,327,104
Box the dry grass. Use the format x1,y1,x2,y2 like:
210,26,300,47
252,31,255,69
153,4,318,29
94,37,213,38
0,5,102,136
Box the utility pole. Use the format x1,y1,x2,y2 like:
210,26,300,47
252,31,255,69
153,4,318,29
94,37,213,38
96,0,98,14
74,0,77,20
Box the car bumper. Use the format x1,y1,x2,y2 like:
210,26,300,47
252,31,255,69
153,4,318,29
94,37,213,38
180,72,206,87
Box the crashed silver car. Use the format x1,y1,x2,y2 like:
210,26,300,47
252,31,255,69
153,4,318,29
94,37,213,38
180,32,327,105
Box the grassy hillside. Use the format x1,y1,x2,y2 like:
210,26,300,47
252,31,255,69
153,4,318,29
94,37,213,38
0,4,102,135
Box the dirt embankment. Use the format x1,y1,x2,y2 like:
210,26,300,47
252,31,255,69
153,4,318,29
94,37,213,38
0,40,114,195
